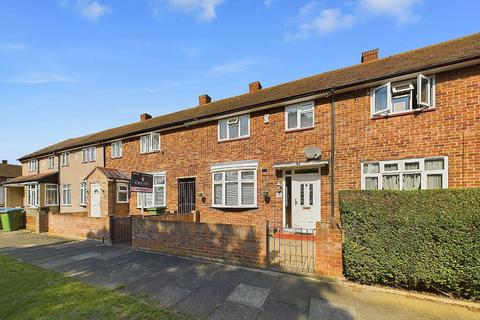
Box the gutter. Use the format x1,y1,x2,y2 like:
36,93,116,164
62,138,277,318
18,56,480,161
329,88,335,228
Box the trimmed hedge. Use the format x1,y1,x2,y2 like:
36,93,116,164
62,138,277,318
340,189,480,300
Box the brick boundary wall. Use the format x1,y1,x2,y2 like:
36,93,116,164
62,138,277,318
132,217,266,268
315,221,343,278
147,213,196,222
48,213,109,241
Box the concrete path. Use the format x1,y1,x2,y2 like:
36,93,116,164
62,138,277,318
1,230,479,320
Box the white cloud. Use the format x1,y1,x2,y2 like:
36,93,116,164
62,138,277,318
286,7,354,42
77,0,111,22
360,0,421,24
210,59,260,76
0,42,28,51
165,0,224,21
1,73,77,84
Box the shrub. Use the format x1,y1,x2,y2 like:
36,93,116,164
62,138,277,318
340,189,480,300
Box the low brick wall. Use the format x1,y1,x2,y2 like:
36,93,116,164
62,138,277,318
132,217,266,267
48,213,109,240
148,213,196,222
315,222,343,278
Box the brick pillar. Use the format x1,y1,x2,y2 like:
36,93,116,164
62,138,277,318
315,221,343,278
37,210,49,233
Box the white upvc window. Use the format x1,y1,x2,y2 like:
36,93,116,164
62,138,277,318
28,159,38,172
218,114,250,141
285,101,315,131
111,141,123,159
61,153,70,166
140,132,160,154
82,147,96,162
371,74,435,116
80,181,87,206
48,156,55,169
27,184,39,207
211,161,258,208
137,174,166,208
45,184,59,206
117,183,129,203
361,157,448,191
62,184,72,205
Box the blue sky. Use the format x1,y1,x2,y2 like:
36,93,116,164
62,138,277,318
0,0,478,164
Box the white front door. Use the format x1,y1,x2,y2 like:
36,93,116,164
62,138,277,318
90,184,101,217
291,173,320,229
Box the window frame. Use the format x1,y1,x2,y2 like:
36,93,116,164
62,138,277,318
47,156,55,169
45,184,59,206
28,159,38,172
136,173,166,208
82,147,96,163
140,132,161,154
61,153,70,167
361,157,448,190
218,114,250,142
285,101,315,131
111,141,123,159
62,184,72,206
117,182,129,204
371,74,435,117
80,181,87,206
27,183,39,208
211,167,257,209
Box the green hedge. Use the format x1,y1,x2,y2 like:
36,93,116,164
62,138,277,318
340,189,480,300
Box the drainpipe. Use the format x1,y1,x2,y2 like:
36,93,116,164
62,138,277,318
330,88,335,228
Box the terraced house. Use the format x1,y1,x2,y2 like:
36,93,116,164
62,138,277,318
4,34,479,272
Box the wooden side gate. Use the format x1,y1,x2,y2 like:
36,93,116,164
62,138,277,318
110,216,132,246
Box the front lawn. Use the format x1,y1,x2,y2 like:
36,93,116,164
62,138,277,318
0,254,186,320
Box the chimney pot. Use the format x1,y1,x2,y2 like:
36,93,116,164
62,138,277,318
199,94,211,106
249,81,262,93
1,160,7,164
361,48,379,63
140,113,152,121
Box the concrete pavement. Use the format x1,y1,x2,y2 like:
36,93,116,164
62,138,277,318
1,230,479,320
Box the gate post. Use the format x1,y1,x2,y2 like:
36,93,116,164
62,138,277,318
109,215,115,244
265,220,269,267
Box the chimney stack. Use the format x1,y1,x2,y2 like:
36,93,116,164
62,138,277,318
1,160,7,164
249,81,262,93
361,48,379,63
199,94,211,106
140,113,152,121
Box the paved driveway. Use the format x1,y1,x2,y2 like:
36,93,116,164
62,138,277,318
1,231,479,320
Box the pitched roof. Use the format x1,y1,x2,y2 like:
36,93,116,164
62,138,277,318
19,33,480,161
2,172,58,185
85,167,129,181
0,162,22,178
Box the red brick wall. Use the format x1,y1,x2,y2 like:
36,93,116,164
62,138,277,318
132,217,266,267
315,222,343,277
48,213,109,240
106,66,480,227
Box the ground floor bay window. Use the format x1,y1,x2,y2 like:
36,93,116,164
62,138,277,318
361,157,448,190
27,184,39,208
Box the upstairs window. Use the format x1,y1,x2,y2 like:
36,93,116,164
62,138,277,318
111,141,123,159
61,153,70,167
361,157,448,190
285,102,314,131
48,156,55,169
371,74,435,116
82,147,96,162
45,184,59,206
140,132,160,154
218,115,250,141
28,160,38,172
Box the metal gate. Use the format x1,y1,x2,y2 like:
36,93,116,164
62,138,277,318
266,225,316,275
178,178,196,214
110,216,132,246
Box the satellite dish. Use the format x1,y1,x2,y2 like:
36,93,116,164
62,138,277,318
304,147,322,160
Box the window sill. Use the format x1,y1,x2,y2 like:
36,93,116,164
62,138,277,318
140,150,163,155
45,204,59,207
117,201,130,204
111,156,123,160
79,204,87,207
371,107,435,120
218,136,250,143
211,206,259,210
285,126,314,134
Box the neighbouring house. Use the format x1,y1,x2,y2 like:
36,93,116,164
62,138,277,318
0,160,22,207
6,33,480,236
